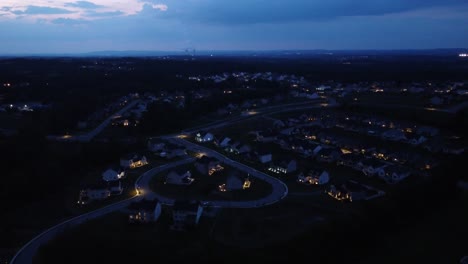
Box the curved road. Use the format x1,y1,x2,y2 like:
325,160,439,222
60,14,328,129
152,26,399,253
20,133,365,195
11,99,330,263
9,158,193,264
164,138,289,208
47,99,141,143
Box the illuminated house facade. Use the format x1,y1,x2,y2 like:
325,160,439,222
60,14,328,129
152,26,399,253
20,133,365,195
195,131,214,143
120,153,148,169
297,170,330,185
128,199,162,224
195,156,224,176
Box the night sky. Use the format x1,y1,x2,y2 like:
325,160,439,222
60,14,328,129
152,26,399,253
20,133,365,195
0,0,467,54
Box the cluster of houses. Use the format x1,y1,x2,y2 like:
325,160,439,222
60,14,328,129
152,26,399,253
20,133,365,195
190,106,467,204
127,199,207,231
148,138,188,159
80,93,140,129
163,154,252,193
326,180,385,202
77,152,148,205
308,80,467,107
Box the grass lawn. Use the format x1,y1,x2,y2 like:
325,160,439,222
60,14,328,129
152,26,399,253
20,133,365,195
151,163,273,202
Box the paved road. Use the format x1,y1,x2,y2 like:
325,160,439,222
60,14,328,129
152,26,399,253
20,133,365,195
47,99,141,142
11,99,334,263
9,158,189,264
163,138,289,208
181,99,336,134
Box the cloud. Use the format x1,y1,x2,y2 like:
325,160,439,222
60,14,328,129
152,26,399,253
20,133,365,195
52,17,89,25
160,0,468,24
65,1,103,9
0,1,167,21
86,10,125,17
12,6,75,15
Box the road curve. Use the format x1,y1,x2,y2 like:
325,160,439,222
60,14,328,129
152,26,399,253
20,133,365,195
153,138,289,208
9,158,189,264
47,99,141,143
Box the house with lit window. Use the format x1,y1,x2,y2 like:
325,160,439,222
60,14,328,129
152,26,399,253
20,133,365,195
297,170,330,185
165,169,195,185
102,166,125,182
120,153,148,169
218,173,251,192
195,131,214,143
268,159,297,174
194,155,224,176
315,147,342,163
171,201,204,231
128,199,162,224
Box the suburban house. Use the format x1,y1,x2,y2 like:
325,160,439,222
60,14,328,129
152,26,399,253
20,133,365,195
102,166,125,182
194,156,224,176
326,180,383,202
147,138,166,152
171,201,204,231
378,165,411,184
268,159,297,174
381,129,407,142
337,153,363,168
297,170,330,185
108,180,123,195
78,183,111,205
225,141,241,153
225,141,251,155
315,147,342,163
219,173,251,192
128,199,162,224
165,169,195,185
120,153,148,169
215,136,231,148
255,149,273,164
195,131,214,143
405,133,427,146
359,158,388,177
256,130,278,143
160,143,187,159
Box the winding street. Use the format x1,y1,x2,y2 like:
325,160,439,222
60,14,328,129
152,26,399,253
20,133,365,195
9,158,192,264
10,99,335,264
164,137,289,208
46,99,141,143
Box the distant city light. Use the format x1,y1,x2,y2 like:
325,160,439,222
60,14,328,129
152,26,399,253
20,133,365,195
459,53,468,57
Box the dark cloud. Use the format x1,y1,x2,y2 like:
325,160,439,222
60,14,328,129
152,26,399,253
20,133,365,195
65,1,104,9
163,0,468,24
12,6,75,15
